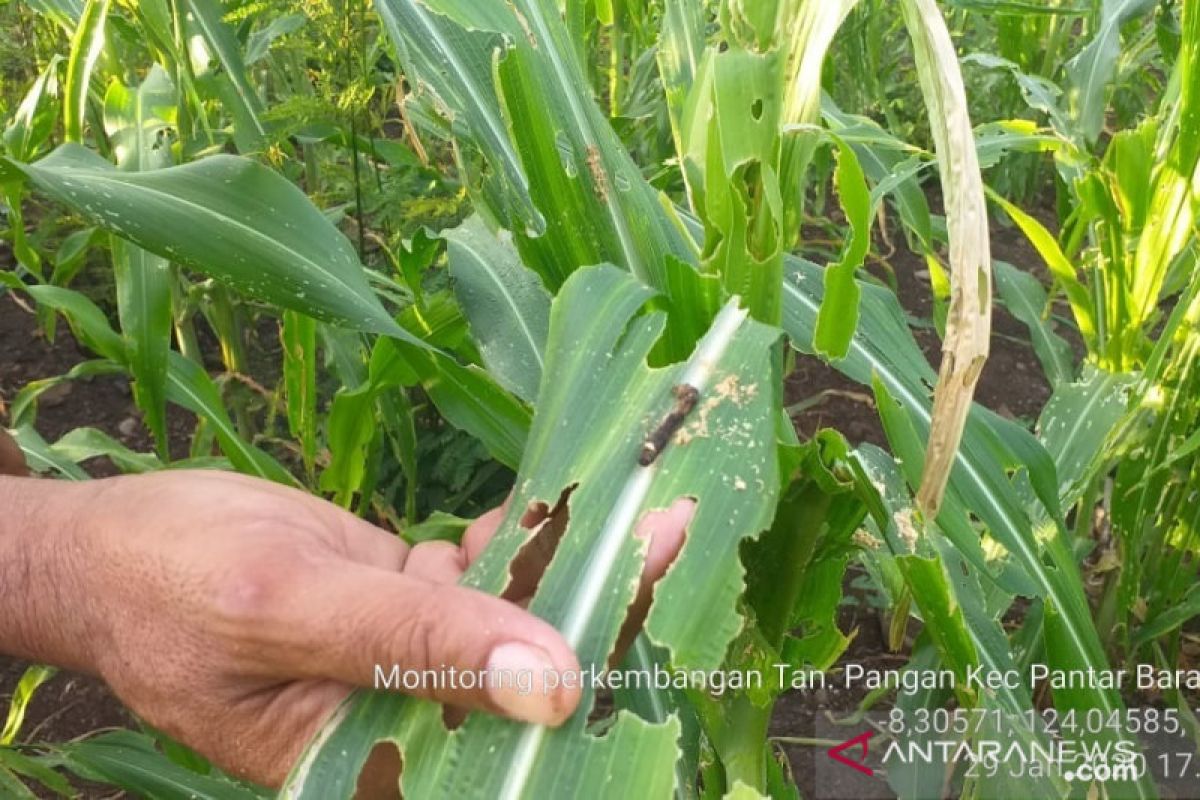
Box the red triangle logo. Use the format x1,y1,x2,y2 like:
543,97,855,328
827,730,875,776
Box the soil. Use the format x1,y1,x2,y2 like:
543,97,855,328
0,205,1064,798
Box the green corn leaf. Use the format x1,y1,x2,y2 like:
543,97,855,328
612,636,702,800
994,260,1075,386
104,66,175,456
319,383,381,506
180,0,267,152
812,134,869,360
492,40,694,294
1066,0,1158,144
321,296,531,502
24,0,85,31
384,386,420,525
17,280,293,484
391,227,440,306
286,265,782,799
657,0,706,159
245,14,307,65
26,284,126,362
126,0,175,63
928,537,1066,798
53,731,267,800
0,745,73,797
1110,288,1200,640
680,44,785,324
282,311,318,475
880,641,952,800
50,225,99,286
375,0,541,233
784,257,1043,594
895,553,983,685
3,55,63,162
821,95,935,257
378,0,700,359
988,188,1097,346
946,0,1088,12
1129,0,1200,334
103,67,175,171
1,666,56,745
9,359,125,429
855,446,1061,798
1,183,43,278
9,426,89,481
164,352,296,485
63,0,109,143
973,119,1066,168
1041,598,1152,798
10,144,412,341
401,510,470,545
1131,584,1200,650
873,376,1144,798
746,430,864,662
50,427,163,473
0,764,38,800
962,52,1071,134
447,216,551,404
1038,366,1136,508
374,338,532,470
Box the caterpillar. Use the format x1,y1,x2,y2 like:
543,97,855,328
638,384,700,466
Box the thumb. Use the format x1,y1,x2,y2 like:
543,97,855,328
258,564,582,726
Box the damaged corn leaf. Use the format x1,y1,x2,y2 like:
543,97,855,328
285,265,782,799
785,254,1155,800
898,0,993,519
679,43,786,324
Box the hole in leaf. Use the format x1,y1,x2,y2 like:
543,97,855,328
356,741,402,798
607,498,693,668
502,484,577,604
442,703,466,731
751,98,764,120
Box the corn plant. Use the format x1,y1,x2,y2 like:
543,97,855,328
975,3,1200,682
272,0,1135,796
1,0,1196,798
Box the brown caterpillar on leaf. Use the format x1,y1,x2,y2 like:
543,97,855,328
638,384,700,466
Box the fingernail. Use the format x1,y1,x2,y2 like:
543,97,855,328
486,642,565,725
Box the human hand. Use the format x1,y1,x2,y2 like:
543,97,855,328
0,429,26,477
0,470,690,791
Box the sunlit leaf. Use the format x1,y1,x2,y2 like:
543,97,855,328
64,0,109,143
